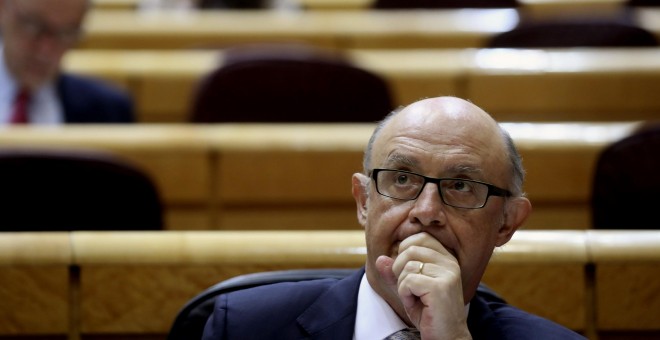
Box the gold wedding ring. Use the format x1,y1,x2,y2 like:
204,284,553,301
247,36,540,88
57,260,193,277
418,262,425,275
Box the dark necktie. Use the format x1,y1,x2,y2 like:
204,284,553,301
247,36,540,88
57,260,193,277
10,89,30,124
384,328,421,340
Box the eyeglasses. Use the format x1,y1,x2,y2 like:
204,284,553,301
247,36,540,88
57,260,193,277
9,2,82,46
370,168,512,209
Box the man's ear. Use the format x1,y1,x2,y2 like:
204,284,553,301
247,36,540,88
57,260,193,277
496,196,532,247
352,173,369,227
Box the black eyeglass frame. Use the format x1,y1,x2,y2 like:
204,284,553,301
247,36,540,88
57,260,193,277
370,168,513,209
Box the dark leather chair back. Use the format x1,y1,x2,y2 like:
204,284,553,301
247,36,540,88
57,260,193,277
167,268,506,340
487,20,658,48
0,149,163,231
372,0,518,9
190,45,393,123
626,0,660,6
591,125,660,229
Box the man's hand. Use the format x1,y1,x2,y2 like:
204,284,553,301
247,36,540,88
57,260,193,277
376,232,472,340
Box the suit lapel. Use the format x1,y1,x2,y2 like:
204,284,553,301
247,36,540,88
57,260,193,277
297,268,365,339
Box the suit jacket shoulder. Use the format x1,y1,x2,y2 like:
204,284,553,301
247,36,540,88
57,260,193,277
57,73,135,123
202,269,363,340
202,269,585,340
467,291,587,340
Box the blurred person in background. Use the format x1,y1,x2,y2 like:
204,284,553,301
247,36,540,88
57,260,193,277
0,0,134,124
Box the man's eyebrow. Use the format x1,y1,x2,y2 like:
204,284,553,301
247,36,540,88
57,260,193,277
381,154,483,177
446,164,483,176
382,153,418,168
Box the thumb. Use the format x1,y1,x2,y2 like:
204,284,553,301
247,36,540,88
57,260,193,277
375,255,397,287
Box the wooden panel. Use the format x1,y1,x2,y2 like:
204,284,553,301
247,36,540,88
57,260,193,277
217,150,362,203
524,203,591,229
519,145,601,202
588,231,660,330
485,231,588,330
165,209,213,231
596,264,660,330
483,264,586,331
467,49,660,121
215,206,361,230
80,265,226,333
0,267,70,334
0,233,71,334
137,77,201,123
75,231,367,333
111,149,211,205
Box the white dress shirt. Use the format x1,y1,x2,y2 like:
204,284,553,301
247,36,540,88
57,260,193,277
353,273,409,340
353,273,471,340
0,45,64,125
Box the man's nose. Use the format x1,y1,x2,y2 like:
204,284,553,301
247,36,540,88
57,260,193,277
409,182,447,226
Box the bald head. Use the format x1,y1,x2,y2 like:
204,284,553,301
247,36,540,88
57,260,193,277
363,97,525,195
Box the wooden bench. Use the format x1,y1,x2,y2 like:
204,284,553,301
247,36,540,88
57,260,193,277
0,123,639,231
1,230,658,339
79,8,660,50
93,0,629,12
297,0,626,12
80,9,517,49
63,48,660,123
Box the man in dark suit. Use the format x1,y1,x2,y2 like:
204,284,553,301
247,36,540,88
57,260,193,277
0,0,133,124
203,97,585,339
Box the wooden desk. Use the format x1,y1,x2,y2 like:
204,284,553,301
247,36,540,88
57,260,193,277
467,48,660,120
69,230,588,334
3,229,658,338
0,126,214,230
0,123,639,231
79,9,520,49
79,8,660,50
63,49,466,122
93,0,627,13
64,48,660,123
298,0,625,11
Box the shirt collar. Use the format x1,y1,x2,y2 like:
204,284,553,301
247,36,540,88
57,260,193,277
353,273,408,340
353,273,471,340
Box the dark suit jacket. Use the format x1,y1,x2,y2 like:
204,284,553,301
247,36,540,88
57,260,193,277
57,73,134,123
202,268,586,340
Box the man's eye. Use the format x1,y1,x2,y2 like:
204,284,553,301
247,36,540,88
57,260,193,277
395,174,409,184
452,180,470,191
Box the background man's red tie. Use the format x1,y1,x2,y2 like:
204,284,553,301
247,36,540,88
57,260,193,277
10,89,30,124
